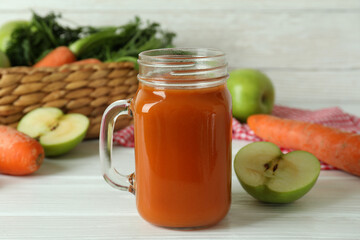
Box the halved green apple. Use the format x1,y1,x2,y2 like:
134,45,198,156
17,107,89,157
234,142,320,203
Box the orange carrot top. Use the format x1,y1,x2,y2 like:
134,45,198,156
34,46,76,67
0,125,44,175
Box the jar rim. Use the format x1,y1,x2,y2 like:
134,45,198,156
138,48,226,61
137,48,228,88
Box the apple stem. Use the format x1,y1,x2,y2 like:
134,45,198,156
261,94,266,103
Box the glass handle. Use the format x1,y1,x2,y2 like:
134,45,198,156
99,99,135,194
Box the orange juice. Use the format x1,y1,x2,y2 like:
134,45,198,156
133,82,232,228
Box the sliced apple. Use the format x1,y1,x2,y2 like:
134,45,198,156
17,107,89,157
234,142,320,203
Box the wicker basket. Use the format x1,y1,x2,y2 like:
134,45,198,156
0,62,138,139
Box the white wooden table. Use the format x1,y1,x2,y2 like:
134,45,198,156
1,1,360,239
1,139,359,239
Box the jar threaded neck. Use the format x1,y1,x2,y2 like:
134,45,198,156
137,48,228,88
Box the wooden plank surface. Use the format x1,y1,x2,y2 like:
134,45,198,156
1,0,359,114
0,140,360,239
1,3,359,70
2,0,360,11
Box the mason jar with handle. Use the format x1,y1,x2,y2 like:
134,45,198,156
99,48,232,228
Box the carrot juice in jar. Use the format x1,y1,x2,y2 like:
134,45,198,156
100,48,232,228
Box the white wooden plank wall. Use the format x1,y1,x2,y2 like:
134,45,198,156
1,0,359,115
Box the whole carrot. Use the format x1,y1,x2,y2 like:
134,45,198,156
0,125,44,175
247,114,360,177
34,46,76,67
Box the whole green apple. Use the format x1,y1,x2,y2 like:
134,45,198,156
227,69,275,122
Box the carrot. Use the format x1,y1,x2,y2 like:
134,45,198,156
0,125,44,175
247,114,360,177
34,46,76,67
72,58,101,65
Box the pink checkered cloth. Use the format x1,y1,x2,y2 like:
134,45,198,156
113,105,360,171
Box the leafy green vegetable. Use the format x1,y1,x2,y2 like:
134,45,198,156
5,12,97,66
108,20,176,61
71,17,176,62
4,12,176,66
0,20,29,52
69,27,118,57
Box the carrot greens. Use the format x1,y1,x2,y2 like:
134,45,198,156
4,12,176,66
5,12,95,66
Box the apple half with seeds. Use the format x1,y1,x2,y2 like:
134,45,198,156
234,142,320,203
17,107,89,157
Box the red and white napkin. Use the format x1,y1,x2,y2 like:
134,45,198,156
113,105,360,170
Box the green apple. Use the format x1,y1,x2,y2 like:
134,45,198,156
17,107,89,157
227,69,275,122
234,142,320,203
0,20,28,52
